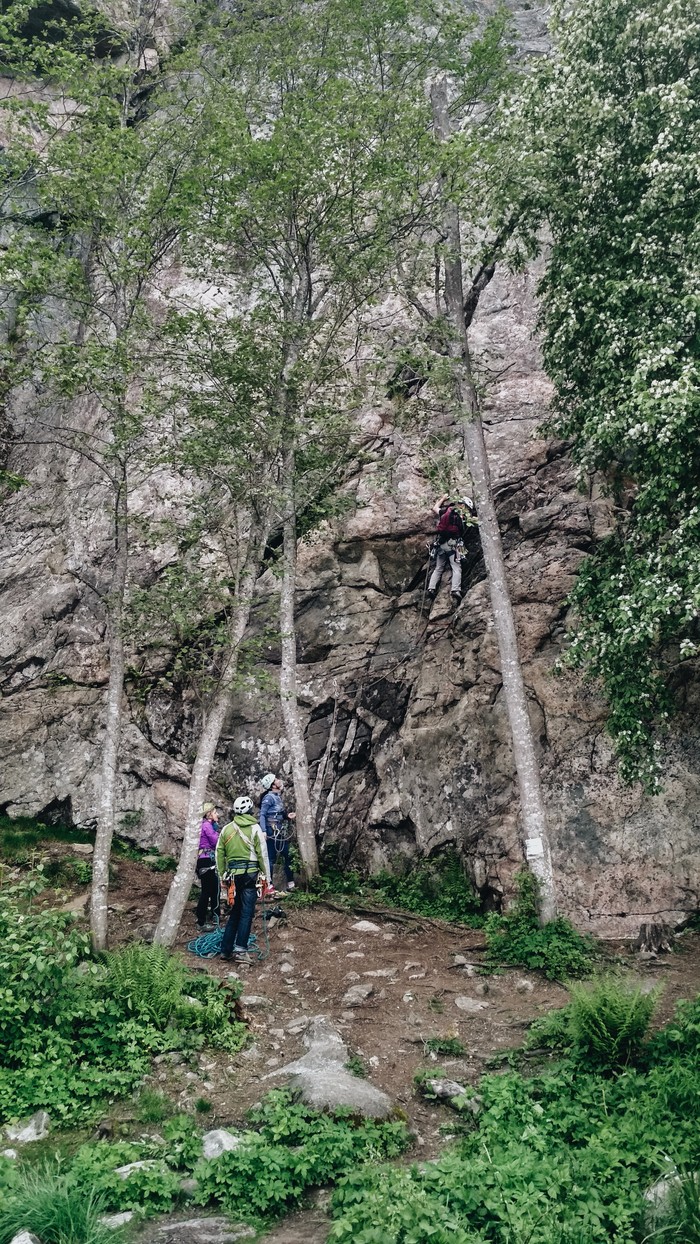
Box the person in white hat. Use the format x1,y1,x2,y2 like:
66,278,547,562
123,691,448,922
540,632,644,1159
259,773,296,891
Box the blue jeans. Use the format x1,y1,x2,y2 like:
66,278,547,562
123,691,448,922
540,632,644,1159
267,835,294,885
221,873,258,955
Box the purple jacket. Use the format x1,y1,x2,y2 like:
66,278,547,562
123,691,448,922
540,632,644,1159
198,818,219,858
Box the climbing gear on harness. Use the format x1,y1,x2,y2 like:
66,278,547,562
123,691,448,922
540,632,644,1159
233,795,253,814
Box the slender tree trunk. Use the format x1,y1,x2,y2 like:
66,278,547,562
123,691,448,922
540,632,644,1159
431,80,556,923
154,514,271,946
279,472,319,881
90,471,128,950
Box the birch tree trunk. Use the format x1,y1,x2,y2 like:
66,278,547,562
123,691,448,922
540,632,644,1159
431,80,556,923
279,478,319,881
154,515,271,946
90,470,128,950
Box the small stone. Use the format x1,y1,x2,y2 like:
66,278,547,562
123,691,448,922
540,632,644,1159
99,1211,135,1229
515,978,535,994
265,1057,280,1068
72,842,94,855
115,1159,162,1179
455,996,488,1014
342,983,374,1007
382,933,396,941
346,951,365,959
202,1128,243,1159
402,992,415,1003
341,1011,356,1021
474,981,489,997
241,1045,262,1063
351,920,382,933
179,1177,198,1195
153,1218,254,1242
269,1028,285,1039
409,971,426,979
9,1233,42,1244
362,968,397,978
1,1149,17,1160
326,932,341,943
285,1017,310,1035
453,955,468,966
279,962,295,974
240,995,272,1008
345,971,361,981
404,962,422,971
5,1110,51,1144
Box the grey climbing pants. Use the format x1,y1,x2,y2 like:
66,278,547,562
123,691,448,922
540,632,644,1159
428,543,462,595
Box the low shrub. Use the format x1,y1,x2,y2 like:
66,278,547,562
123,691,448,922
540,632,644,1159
296,847,482,925
423,1036,466,1057
485,872,598,980
193,1089,409,1220
568,975,660,1070
0,874,245,1125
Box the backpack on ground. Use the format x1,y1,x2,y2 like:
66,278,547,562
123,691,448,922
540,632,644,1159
436,504,464,542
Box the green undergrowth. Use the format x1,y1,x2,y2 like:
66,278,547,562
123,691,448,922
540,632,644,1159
329,982,700,1244
484,871,599,980
0,1092,409,1234
0,815,91,866
0,814,176,875
290,847,483,925
0,873,245,1126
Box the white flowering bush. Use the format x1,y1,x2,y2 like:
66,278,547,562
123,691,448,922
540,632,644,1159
520,0,700,787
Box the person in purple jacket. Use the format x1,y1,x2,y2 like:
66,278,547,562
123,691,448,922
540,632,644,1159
195,801,221,930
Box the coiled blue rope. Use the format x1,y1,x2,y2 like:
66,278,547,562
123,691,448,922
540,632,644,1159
186,924,268,960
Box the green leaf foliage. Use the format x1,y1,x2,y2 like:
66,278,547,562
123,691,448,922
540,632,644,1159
0,874,245,1124
568,975,661,1071
192,1090,408,1220
485,871,598,980
329,991,700,1244
518,0,700,787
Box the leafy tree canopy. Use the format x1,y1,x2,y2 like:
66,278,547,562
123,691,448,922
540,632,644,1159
522,0,700,788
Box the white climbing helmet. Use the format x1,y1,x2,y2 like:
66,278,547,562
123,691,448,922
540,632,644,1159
461,495,474,510
260,773,276,791
233,795,253,815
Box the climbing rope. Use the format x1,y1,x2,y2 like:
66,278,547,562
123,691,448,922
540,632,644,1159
186,900,280,961
186,926,267,959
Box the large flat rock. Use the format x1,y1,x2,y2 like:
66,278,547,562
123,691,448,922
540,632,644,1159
265,1015,393,1119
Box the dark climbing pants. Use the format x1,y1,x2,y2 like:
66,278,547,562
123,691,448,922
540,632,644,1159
221,873,258,956
195,859,220,926
267,835,294,886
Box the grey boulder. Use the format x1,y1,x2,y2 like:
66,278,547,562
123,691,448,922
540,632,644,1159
265,1016,392,1118
201,1129,244,1160
5,1111,50,1144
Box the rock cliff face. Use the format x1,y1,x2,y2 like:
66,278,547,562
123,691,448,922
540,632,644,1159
2,257,700,938
1,0,699,937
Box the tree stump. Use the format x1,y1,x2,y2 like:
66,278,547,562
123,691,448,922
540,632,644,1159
635,922,673,954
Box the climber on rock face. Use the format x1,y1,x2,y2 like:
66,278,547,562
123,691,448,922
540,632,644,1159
427,493,475,608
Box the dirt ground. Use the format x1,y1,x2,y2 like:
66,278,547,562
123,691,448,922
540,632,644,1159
97,856,700,1146
47,849,700,1244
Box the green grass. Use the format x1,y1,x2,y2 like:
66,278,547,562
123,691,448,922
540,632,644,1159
0,815,92,866
423,1036,466,1057
0,1162,115,1244
136,1089,175,1124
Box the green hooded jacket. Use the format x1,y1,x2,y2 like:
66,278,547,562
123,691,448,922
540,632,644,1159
215,814,270,880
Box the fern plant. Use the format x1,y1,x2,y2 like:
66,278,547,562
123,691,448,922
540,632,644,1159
104,943,190,1026
568,975,660,1070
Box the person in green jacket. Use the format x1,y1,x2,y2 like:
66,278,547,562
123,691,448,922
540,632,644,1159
216,795,271,963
